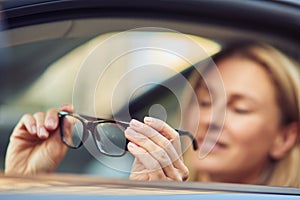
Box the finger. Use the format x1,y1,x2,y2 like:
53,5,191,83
33,112,49,139
60,103,74,113
126,123,178,162
126,127,173,166
144,117,182,155
126,128,187,181
142,144,186,181
129,119,181,162
17,114,37,135
45,109,59,131
131,118,187,175
128,142,187,181
127,142,167,180
129,159,151,181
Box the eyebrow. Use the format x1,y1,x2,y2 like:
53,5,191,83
197,85,260,107
227,93,258,105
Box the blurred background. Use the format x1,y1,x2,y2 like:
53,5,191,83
0,21,221,177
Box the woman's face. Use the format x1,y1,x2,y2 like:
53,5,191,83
189,56,283,183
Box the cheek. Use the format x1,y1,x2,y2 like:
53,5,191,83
228,115,277,152
229,100,282,148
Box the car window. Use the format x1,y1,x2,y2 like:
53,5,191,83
0,20,222,176
0,0,300,191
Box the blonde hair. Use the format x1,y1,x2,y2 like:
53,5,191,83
183,42,300,187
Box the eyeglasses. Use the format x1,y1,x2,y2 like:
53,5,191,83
58,111,198,157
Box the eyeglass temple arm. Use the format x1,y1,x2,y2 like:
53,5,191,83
111,118,198,151
115,121,198,151
112,121,198,151
175,129,198,150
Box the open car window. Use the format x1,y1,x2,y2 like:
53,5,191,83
0,0,300,198
0,21,223,176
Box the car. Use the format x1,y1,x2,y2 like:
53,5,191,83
0,0,300,199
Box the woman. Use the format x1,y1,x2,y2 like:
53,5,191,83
125,42,300,186
5,42,300,187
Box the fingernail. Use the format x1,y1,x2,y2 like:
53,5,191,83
128,142,138,149
128,142,146,154
46,118,55,128
31,125,37,133
144,117,152,124
125,128,139,138
130,119,142,127
39,127,48,138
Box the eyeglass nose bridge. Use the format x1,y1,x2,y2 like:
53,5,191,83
87,121,109,144
84,122,98,142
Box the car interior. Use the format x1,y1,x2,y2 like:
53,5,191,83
0,1,299,194
1,16,299,177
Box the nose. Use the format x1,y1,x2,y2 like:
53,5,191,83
207,123,222,132
197,100,226,157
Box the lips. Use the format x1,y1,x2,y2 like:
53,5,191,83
198,136,227,156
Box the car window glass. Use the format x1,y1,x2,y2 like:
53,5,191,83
0,24,221,177
0,13,299,189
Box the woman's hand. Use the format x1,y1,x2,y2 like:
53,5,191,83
125,117,189,181
5,104,73,175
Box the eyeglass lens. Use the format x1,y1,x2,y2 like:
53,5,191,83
61,115,127,156
94,123,127,156
61,115,84,148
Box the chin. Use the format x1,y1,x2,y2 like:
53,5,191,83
192,155,227,173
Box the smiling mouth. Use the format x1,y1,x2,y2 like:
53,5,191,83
198,137,227,154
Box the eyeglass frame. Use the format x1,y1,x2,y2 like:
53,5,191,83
58,111,198,157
